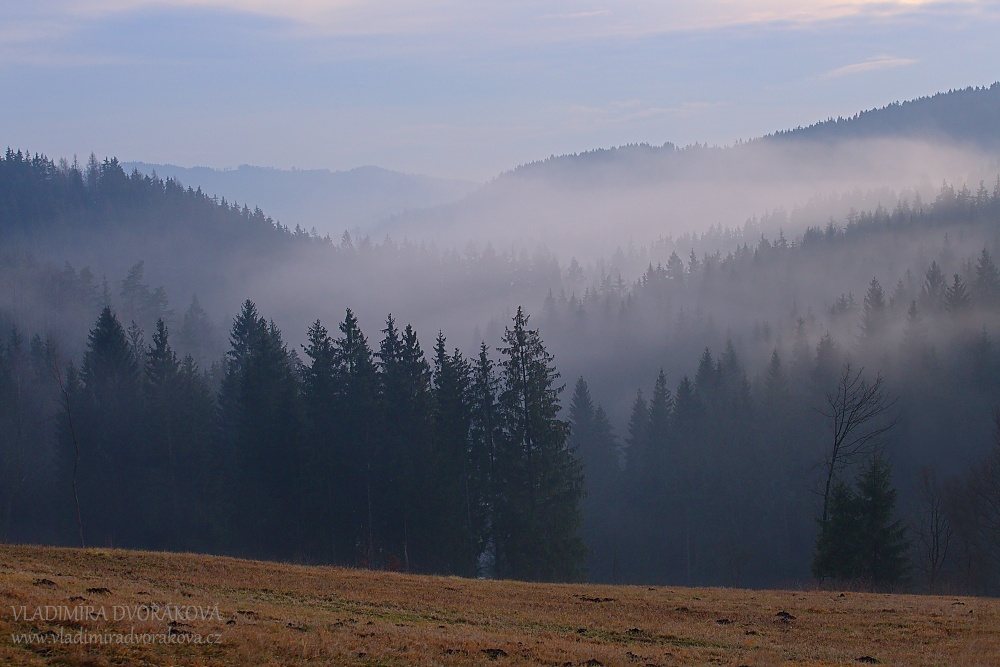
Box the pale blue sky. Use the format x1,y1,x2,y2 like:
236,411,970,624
2,1,998,180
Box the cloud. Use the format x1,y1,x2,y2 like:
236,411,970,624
539,11,613,20
822,54,918,77
3,1,978,41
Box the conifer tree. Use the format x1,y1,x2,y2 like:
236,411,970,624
431,332,480,575
496,307,585,581
860,278,887,340
920,261,946,311
974,248,1000,305
217,301,302,558
901,301,930,365
376,321,434,571
332,308,379,566
623,389,649,477
812,480,862,582
813,453,909,590
646,369,674,469
945,273,970,312
78,306,143,544
568,377,619,581
143,319,216,548
469,342,502,575
300,319,340,560
855,454,909,589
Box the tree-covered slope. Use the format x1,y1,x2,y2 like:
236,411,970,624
770,83,1000,148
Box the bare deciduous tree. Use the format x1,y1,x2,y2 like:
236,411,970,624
915,467,952,593
818,364,898,527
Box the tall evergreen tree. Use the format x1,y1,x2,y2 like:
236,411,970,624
430,332,480,575
496,307,585,581
973,248,1000,305
300,319,340,561
58,307,144,547
860,277,887,341
568,377,620,581
332,308,380,566
945,273,971,312
854,454,909,590
143,319,216,549
623,389,648,477
377,321,434,571
469,342,502,576
217,301,302,558
813,453,909,590
920,261,946,312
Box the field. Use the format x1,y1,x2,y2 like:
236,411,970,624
1,545,998,666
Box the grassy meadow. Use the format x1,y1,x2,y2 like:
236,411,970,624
1,544,998,666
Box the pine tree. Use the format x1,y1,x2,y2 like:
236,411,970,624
469,342,502,576
83,306,140,406
623,389,649,477
646,369,674,469
143,319,216,549
860,278,887,340
945,274,970,312
300,319,340,561
80,306,143,544
665,251,685,284
901,301,930,365
813,453,908,590
217,301,302,558
143,319,180,544
332,308,380,567
812,480,862,582
496,307,585,581
974,248,1000,306
920,261,946,311
177,294,216,367
855,454,909,590
431,332,480,576
568,377,620,581
379,321,435,572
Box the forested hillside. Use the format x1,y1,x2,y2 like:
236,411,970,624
124,162,479,237
3,86,1000,594
771,83,1000,148
375,85,1000,255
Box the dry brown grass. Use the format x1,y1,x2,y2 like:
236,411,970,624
1,544,998,666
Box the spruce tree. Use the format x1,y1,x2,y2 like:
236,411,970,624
812,480,862,582
332,308,379,566
75,306,143,545
217,301,302,558
920,261,946,311
974,248,1000,305
496,307,585,581
855,454,909,590
623,389,649,478
568,377,619,581
945,274,970,312
813,454,909,590
860,278,887,341
431,332,480,575
469,342,502,576
300,319,340,561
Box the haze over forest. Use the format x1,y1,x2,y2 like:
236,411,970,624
4,83,1000,593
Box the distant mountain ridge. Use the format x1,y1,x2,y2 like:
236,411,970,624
769,82,1000,148
376,83,1000,253
124,162,481,236
494,83,1000,182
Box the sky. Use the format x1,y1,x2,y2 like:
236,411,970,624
1,1,999,181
